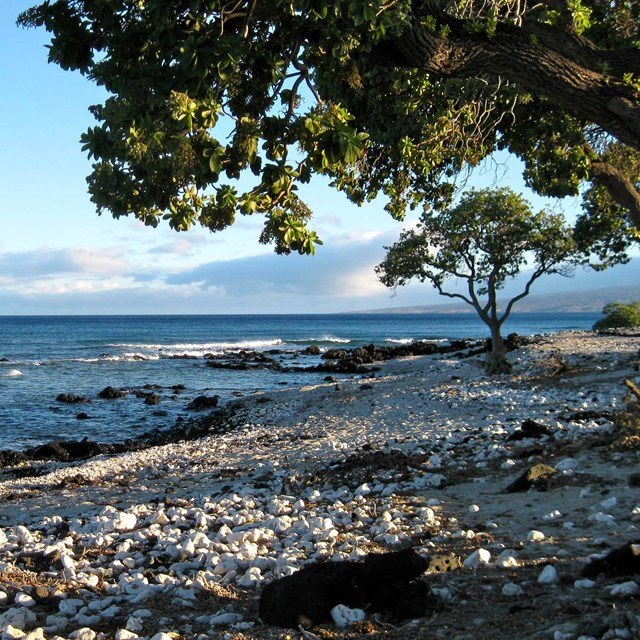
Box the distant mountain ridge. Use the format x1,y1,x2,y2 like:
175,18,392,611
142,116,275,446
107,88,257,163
359,285,640,314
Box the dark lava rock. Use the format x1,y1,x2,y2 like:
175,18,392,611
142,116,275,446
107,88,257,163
25,438,111,462
582,540,640,578
0,449,28,468
187,395,220,411
144,393,162,405
27,440,71,461
259,548,431,628
507,419,552,441
302,345,321,355
98,386,128,399
76,412,91,420
505,463,557,493
56,393,90,404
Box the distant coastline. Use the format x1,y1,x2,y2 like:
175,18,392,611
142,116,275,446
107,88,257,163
356,284,640,315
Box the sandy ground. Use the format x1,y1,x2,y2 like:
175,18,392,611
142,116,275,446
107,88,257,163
0,331,639,640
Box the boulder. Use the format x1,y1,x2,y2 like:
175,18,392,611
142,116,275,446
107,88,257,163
505,463,557,493
0,449,28,468
187,395,220,411
582,541,640,578
258,548,431,628
56,393,90,404
26,438,105,462
98,386,128,399
507,419,552,441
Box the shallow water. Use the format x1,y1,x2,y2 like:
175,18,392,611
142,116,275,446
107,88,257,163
0,312,598,449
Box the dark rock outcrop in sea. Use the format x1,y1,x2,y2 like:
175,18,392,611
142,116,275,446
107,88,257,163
98,386,128,399
56,393,91,404
0,335,535,476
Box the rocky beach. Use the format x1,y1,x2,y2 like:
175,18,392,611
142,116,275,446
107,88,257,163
0,330,639,640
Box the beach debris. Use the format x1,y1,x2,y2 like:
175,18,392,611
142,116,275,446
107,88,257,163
258,548,431,628
505,463,557,493
424,553,462,573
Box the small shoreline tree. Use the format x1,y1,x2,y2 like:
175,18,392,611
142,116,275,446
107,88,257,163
593,301,640,331
377,188,582,374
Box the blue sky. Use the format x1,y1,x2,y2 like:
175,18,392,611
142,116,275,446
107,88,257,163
1,2,637,315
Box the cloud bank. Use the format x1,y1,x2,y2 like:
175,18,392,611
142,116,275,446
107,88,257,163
1,232,638,315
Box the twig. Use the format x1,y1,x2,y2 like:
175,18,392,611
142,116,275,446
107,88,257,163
624,378,640,400
298,625,321,640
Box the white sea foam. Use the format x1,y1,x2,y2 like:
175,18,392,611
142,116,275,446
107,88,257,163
292,336,352,344
110,339,285,353
5,369,23,377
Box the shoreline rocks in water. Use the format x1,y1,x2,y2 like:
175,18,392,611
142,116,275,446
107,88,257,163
0,331,639,640
0,335,529,472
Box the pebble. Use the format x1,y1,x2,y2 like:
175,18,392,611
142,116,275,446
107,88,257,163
463,548,491,568
609,581,640,597
538,565,559,584
14,594,35,608
574,579,596,589
502,582,524,596
330,604,366,627
555,458,578,471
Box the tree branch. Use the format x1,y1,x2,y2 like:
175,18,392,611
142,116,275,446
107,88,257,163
589,159,640,229
389,8,640,150
500,268,545,324
436,285,474,307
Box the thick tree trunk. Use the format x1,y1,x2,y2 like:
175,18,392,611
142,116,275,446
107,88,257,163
486,322,511,375
390,10,640,154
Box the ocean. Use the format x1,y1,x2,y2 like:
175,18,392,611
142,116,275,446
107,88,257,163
0,312,599,451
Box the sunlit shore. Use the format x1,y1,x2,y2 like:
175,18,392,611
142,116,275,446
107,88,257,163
0,330,639,640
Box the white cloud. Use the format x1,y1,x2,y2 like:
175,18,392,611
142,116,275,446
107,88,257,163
148,236,209,256
0,247,131,279
165,230,397,299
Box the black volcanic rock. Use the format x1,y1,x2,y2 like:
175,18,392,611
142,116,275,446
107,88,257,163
259,548,432,628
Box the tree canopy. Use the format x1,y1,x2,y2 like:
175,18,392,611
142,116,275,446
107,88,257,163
593,301,640,330
18,0,640,254
376,187,580,372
